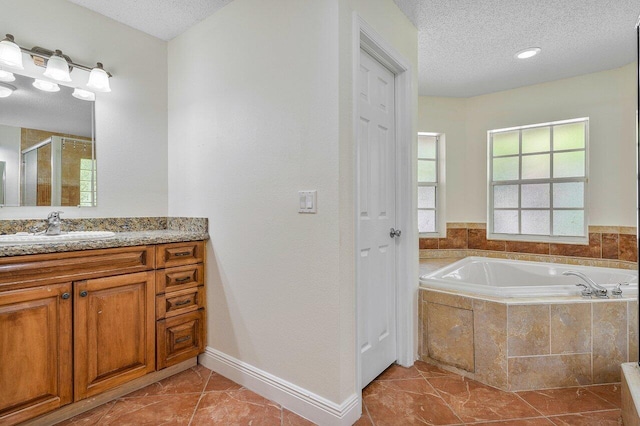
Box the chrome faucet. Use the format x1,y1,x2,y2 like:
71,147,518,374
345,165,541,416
562,270,608,298
44,211,63,235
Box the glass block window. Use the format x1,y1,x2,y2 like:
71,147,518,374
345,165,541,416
488,118,588,241
418,134,439,234
79,158,96,207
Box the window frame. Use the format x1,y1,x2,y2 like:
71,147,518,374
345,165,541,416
418,132,443,237
487,117,589,244
79,158,96,207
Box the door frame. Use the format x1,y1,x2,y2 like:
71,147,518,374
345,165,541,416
353,13,417,393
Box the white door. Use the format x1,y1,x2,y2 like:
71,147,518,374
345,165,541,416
357,49,398,388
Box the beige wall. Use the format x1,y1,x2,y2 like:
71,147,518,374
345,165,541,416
168,0,416,405
0,0,168,218
420,63,637,227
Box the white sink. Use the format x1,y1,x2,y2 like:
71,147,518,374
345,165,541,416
0,231,116,245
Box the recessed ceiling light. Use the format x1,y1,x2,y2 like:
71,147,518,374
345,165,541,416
515,47,541,59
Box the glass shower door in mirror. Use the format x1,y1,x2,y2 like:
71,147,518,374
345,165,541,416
20,134,95,207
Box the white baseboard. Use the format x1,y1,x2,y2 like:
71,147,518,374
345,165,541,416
199,347,360,426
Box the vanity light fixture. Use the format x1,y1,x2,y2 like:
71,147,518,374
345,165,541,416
0,33,112,92
0,82,15,98
43,50,72,82
33,79,60,92
0,70,14,82
86,62,111,92
72,87,95,101
0,34,24,69
515,47,541,59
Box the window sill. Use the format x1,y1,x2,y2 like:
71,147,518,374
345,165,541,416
487,233,589,245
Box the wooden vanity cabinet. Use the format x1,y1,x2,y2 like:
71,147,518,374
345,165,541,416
0,241,206,425
0,283,72,425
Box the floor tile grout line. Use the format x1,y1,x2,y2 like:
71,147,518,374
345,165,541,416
544,407,622,417
186,367,215,426
362,399,375,425
512,390,547,418
186,388,207,426
421,377,466,425
582,386,621,409
93,400,116,425
462,415,552,425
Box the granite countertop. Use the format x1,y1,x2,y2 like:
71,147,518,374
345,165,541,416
0,217,209,258
0,229,209,258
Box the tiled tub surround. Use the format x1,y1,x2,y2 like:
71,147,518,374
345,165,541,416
420,223,638,268
0,217,209,257
419,286,639,392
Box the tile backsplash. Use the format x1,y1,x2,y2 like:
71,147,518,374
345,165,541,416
420,223,638,264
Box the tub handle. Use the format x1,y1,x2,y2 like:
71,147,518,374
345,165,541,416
575,283,593,298
612,282,629,297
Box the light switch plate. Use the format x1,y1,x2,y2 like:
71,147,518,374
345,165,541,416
298,190,317,213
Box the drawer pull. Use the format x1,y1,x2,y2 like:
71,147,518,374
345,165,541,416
175,276,191,283
80,290,88,297
174,299,192,307
174,251,191,257
61,293,70,300
175,336,191,344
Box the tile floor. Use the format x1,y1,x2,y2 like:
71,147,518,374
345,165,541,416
56,361,622,425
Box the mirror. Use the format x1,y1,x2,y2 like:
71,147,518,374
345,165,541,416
0,73,95,207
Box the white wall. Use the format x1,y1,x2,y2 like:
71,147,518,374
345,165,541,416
0,0,168,218
168,0,416,407
419,63,637,227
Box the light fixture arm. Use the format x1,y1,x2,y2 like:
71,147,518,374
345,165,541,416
4,34,113,77
19,46,113,77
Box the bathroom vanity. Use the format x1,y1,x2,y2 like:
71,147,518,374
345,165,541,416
0,225,207,425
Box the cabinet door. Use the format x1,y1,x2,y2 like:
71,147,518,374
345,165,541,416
0,283,72,425
74,271,155,400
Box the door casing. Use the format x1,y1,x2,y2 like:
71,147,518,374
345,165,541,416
353,13,417,395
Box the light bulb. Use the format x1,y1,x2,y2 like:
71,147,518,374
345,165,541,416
0,82,15,98
86,62,111,92
0,34,23,70
72,87,95,101
0,70,14,82
33,79,60,92
43,50,72,82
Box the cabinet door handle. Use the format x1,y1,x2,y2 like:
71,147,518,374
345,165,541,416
174,299,192,307
175,276,191,283
80,290,88,297
61,293,70,300
175,336,191,344
174,251,191,257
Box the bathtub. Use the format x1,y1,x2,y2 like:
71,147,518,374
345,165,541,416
419,256,638,298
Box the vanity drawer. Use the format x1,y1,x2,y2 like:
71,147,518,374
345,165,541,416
157,309,205,369
155,241,204,268
156,286,204,320
0,246,155,291
155,264,204,294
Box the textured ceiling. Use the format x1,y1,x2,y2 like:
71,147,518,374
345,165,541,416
65,0,638,97
394,0,638,96
66,0,234,41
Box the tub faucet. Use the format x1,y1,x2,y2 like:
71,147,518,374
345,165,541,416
44,211,63,235
563,270,608,298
